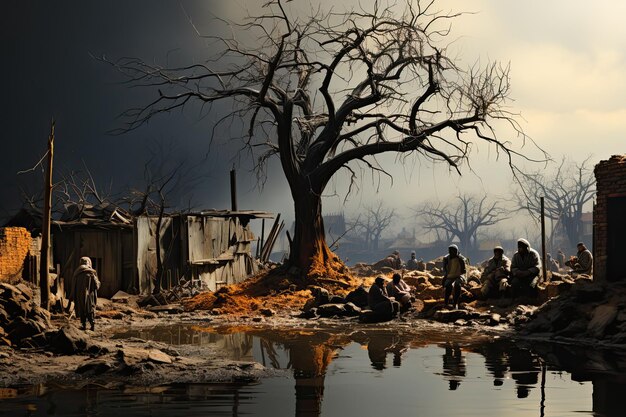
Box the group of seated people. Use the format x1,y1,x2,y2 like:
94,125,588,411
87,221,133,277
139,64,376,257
368,273,415,317
479,240,593,300
370,240,593,311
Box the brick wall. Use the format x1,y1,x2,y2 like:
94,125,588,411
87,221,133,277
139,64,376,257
0,227,32,283
593,155,626,282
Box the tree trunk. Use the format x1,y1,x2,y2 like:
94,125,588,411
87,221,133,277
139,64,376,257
288,188,333,275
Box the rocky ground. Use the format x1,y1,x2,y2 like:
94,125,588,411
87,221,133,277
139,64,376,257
1,262,625,389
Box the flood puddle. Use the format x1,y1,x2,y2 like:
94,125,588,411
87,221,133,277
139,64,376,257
2,324,625,416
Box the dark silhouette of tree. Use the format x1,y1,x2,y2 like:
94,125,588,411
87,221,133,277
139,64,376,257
513,156,595,249
348,201,396,251
415,194,507,256
107,0,540,276
124,142,204,293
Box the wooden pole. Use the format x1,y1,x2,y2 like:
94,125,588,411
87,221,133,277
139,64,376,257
230,168,237,211
259,219,265,259
541,196,548,282
39,120,54,310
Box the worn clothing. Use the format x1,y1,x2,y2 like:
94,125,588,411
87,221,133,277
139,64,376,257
368,282,393,314
511,248,541,279
480,255,511,298
511,247,541,296
573,249,593,274
481,255,511,281
406,257,420,270
443,253,467,281
442,253,467,307
386,279,412,307
71,257,100,328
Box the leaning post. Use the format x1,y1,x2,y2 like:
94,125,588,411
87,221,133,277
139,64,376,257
540,197,548,282
39,119,54,310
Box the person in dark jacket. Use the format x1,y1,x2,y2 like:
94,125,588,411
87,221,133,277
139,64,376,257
442,244,467,309
368,276,396,315
70,256,100,331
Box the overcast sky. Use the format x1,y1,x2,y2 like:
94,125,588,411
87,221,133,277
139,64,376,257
1,0,623,242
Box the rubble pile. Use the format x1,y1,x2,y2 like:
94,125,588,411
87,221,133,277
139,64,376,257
0,282,51,348
519,279,626,346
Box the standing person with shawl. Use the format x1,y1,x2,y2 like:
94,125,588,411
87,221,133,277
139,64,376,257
70,256,100,331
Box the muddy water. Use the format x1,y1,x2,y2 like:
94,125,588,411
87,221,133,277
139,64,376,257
2,324,625,417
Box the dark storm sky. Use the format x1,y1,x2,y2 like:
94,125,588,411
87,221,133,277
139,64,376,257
0,0,272,220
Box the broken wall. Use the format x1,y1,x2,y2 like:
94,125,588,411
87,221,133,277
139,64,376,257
0,227,32,283
593,155,626,282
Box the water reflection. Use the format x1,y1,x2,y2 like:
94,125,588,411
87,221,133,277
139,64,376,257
4,326,626,416
442,342,466,390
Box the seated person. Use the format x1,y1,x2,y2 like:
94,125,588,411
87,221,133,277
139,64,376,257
565,242,593,275
386,273,413,311
480,246,511,298
510,238,541,297
368,276,398,316
405,251,420,270
442,244,467,309
546,253,560,273
372,250,403,270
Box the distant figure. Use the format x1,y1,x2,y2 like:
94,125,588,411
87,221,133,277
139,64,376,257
386,273,413,312
546,253,560,273
480,246,511,299
372,250,403,270
368,276,396,316
510,238,541,298
566,242,593,275
557,249,566,268
405,251,420,270
442,244,467,309
70,256,100,331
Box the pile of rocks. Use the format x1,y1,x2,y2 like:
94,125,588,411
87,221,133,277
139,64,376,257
519,279,626,346
0,282,51,348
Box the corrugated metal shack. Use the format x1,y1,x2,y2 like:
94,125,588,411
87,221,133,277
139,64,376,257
135,210,273,293
52,203,134,298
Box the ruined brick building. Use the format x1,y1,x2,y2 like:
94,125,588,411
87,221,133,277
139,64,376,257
593,155,626,282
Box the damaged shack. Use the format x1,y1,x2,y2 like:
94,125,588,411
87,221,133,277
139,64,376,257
43,203,273,298
52,203,135,298
135,210,273,293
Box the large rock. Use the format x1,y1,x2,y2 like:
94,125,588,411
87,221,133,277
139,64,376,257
345,286,368,308
317,303,347,318
574,283,606,303
358,309,393,323
46,325,89,354
6,317,44,344
587,305,618,339
433,309,472,323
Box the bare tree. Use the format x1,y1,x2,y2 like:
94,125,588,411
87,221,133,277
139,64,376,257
415,194,507,257
124,142,204,293
106,0,540,276
513,156,595,250
347,201,396,251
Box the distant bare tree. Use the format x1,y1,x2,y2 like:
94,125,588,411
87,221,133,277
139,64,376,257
415,194,507,256
513,156,595,249
107,0,542,277
348,201,396,251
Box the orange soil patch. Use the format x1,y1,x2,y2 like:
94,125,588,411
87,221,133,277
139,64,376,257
182,260,365,315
